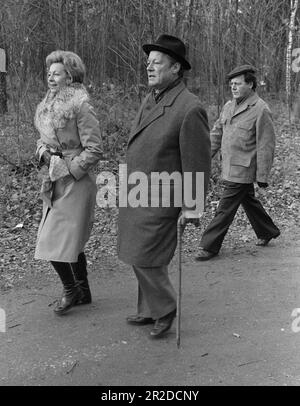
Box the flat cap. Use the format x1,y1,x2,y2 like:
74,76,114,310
227,64,256,80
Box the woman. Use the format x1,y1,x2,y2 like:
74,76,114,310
34,50,102,315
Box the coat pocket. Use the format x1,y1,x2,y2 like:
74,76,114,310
229,156,251,178
52,175,75,201
236,121,253,130
235,120,255,141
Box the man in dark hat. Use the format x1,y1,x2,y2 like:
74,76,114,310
117,34,211,338
195,64,280,261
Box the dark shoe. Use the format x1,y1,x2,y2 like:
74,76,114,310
150,309,176,338
54,285,83,315
75,281,92,305
51,260,83,315
195,248,217,261
126,315,155,325
71,253,92,305
256,232,280,247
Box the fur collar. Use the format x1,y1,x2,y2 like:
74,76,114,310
35,83,89,136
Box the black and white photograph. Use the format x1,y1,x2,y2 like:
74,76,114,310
0,0,299,391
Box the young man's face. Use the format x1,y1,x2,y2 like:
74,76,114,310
230,74,253,101
146,51,180,90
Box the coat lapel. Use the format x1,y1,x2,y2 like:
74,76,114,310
128,81,186,145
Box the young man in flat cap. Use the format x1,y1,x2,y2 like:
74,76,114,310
117,34,211,338
195,65,280,261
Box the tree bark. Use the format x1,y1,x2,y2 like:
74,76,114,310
0,72,7,114
286,0,299,108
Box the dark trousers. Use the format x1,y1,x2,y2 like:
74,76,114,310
200,181,280,254
132,265,177,320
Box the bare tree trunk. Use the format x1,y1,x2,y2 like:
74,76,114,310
232,0,239,66
0,21,7,114
136,0,144,91
180,0,192,41
58,0,65,48
207,2,214,107
64,0,68,49
0,72,7,114
286,0,299,112
74,0,78,53
216,2,225,113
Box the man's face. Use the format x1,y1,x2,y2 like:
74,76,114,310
230,74,253,101
146,51,179,89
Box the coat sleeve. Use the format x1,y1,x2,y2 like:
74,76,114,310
210,105,227,158
36,139,48,162
179,105,211,212
256,106,275,183
68,101,103,180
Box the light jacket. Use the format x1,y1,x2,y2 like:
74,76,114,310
34,84,102,262
210,92,275,183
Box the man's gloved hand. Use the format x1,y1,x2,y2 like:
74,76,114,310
41,150,52,167
257,182,268,188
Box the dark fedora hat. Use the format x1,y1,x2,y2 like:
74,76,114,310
142,34,191,70
227,64,256,80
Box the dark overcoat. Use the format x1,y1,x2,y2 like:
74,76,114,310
117,81,211,267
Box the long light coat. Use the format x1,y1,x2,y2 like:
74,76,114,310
210,92,275,183
34,84,102,262
117,81,211,267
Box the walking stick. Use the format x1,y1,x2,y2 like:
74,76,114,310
176,216,184,349
176,213,200,348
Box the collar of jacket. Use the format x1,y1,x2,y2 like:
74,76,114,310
35,83,89,136
128,80,186,145
230,91,259,119
152,77,183,103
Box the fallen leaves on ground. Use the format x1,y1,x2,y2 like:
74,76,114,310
0,100,299,291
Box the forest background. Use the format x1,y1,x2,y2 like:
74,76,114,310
0,0,299,290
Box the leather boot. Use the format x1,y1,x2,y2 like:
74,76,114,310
51,261,83,315
71,252,92,305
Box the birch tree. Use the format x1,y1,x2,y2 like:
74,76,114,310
286,0,299,111
0,49,7,114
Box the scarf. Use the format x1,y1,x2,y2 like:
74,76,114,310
152,77,182,103
35,83,89,141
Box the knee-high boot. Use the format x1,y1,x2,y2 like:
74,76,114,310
71,252,92,305
51,261,83,315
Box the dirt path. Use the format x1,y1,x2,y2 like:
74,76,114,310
0,227,300,386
